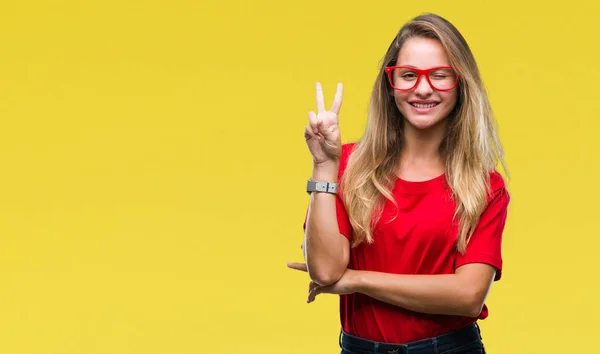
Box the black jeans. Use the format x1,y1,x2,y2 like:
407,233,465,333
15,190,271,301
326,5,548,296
340,323,486,354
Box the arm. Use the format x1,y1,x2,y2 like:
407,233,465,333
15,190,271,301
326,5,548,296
304,162,350,286
350,263,496,317
305,182,509,316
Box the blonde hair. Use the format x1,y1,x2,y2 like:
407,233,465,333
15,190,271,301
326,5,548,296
341,13,507,253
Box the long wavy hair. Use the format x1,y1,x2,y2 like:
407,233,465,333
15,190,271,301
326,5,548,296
340,13,507,253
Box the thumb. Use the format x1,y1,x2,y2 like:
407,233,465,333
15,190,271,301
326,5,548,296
317,120,339,142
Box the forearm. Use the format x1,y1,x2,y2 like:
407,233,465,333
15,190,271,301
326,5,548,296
353,271,484,317
304,163,349,286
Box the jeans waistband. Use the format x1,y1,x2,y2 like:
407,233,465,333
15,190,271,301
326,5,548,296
339,322,482,354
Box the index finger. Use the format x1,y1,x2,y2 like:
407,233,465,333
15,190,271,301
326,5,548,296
287,262,308,272
329,83,343,114
315,82,326,113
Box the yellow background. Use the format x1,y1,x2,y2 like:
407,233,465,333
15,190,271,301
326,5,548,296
0,1,598,353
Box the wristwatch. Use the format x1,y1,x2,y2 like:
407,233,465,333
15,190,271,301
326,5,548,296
306,180,338,195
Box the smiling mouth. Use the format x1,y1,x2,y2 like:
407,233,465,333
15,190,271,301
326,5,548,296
410,102,439,108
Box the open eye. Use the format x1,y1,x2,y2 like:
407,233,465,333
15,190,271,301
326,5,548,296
396,69,418,80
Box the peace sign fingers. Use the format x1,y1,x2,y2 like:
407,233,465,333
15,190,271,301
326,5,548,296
315,82,344,116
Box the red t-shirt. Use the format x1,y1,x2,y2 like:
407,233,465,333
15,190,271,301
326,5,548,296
305,143,510,344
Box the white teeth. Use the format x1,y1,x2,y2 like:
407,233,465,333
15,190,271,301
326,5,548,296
411,103,437,108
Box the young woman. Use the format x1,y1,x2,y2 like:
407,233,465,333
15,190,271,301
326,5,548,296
288,13,510,354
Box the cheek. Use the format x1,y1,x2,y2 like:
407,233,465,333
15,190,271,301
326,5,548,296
440,92,458,113
393,92,409,110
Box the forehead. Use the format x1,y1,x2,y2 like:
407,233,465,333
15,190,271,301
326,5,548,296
395,37,450,68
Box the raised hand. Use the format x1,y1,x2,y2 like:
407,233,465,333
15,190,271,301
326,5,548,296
304,82,344,165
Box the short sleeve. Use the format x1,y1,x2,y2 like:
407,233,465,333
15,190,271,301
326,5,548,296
454,172,510,281
302,143,355,241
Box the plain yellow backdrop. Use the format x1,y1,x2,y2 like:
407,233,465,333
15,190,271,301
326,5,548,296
0,1,599,353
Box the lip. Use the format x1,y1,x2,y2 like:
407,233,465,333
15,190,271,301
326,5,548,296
408,101,440,114
409,100,439,104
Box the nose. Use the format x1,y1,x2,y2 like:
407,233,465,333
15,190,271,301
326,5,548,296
414,74,433,96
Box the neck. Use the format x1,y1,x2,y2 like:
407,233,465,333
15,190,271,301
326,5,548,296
401,121,446,161
397,121,447,180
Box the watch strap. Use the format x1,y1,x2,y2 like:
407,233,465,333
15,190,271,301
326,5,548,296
306,180,338,195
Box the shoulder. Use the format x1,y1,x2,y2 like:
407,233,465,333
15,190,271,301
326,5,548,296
489,170,505,190
339,142,357,177
340,142,357,162
487,170,510,204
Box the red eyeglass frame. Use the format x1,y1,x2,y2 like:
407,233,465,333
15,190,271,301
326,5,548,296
384,65,459,92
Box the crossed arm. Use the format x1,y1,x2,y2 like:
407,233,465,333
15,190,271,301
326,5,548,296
290,218,496,318
288,256,496,318
297,167,500,318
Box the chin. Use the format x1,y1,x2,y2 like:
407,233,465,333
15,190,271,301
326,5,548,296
403,114,446,131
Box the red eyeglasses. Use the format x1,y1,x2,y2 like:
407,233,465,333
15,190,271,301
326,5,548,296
385,66,459,92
